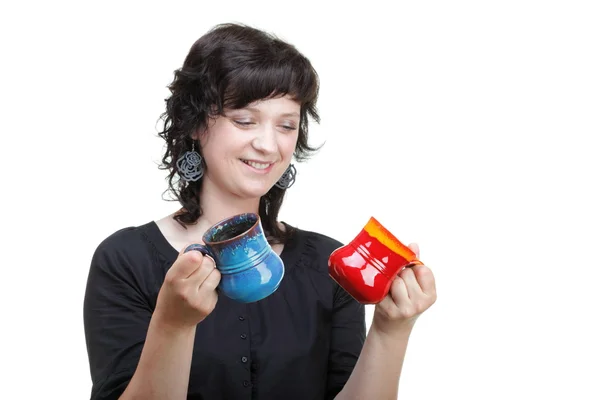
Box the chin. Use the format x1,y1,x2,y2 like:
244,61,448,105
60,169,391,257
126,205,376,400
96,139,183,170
236,184,274,199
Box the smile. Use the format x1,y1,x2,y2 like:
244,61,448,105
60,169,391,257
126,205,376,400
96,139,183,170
241,159,274,171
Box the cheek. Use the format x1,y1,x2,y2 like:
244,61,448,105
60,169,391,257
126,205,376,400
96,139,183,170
280,134,299,160
201,124,241,162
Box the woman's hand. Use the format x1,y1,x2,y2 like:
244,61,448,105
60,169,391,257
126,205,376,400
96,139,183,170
154,246,221,330
373,243,437,335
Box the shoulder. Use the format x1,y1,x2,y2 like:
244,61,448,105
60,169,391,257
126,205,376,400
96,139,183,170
85,223,165,316
90,222,161,275
94,224,148,256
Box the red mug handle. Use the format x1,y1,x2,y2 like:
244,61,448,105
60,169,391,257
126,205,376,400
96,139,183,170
407,259,424,267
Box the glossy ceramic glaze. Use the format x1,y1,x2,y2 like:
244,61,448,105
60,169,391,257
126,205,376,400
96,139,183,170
328,217,422,304
184,213,284,303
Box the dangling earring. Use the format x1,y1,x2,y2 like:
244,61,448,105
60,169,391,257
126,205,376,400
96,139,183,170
176,142,204,182
275,164,296,189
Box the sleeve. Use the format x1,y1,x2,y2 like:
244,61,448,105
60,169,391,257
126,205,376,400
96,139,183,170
83,236,155,400
325,276,367,399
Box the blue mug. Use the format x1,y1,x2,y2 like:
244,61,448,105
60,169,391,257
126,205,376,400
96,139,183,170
184,213,285,303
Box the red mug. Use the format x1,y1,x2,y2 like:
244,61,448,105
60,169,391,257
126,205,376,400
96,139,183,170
328,217,423,304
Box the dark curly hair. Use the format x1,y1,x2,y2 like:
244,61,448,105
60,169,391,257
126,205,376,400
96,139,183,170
158,23,321,244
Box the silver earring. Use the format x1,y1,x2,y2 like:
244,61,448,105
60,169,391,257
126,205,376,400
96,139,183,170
176,142,204,182
275,164,296,189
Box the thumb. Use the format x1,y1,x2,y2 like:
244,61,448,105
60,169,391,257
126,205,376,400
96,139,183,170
170,244,205,278
408,242,420,259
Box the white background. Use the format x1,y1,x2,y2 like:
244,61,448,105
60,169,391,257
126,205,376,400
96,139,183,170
1,1,599,399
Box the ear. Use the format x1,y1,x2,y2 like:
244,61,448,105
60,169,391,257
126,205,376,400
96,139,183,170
191,126,206,140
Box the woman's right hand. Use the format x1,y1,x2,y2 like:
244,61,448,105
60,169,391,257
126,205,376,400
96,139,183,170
154,246,221,330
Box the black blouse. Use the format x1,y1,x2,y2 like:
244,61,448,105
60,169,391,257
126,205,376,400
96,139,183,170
83,221,366,400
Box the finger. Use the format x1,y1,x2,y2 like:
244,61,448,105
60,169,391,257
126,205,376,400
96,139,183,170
183,243,213,260
399,266,424,300
169,250,205,279
187,255,217,285
376,288,399,313
408,242,420,259
388,275,411,308
413,264,437,296
197,268,221,296
191,270,220,314
180,243,214,278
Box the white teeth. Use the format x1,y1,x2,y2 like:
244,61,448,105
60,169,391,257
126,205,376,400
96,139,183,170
243,160,271,170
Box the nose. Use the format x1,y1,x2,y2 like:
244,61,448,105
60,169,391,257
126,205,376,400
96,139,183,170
251,124,278,154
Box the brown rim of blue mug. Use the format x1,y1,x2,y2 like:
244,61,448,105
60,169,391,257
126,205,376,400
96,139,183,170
183,212,261,262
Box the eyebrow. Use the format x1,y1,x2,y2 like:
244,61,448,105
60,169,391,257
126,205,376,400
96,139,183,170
244,107,300,118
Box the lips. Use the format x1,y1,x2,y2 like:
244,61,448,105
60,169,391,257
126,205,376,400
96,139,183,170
241,159,273,170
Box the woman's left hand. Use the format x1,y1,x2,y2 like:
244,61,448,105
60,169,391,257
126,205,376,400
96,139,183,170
373,243,437,335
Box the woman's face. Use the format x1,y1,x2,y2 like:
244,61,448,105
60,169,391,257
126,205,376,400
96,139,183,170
197,95,300,200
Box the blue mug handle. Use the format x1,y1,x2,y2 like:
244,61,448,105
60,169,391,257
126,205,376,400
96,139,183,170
184,244,216,265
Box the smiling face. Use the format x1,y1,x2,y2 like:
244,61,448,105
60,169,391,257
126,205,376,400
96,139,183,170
197,95,300,200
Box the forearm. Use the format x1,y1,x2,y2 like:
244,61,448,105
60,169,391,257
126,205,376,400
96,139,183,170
335,324,413,400
120,315,196,400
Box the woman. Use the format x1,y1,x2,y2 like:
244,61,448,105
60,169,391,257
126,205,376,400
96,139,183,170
83,23,437,400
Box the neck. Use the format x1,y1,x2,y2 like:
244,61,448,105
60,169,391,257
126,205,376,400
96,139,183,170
197,177,261,227
160,177,284,251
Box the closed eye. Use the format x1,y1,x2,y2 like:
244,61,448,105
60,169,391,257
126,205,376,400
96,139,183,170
234,120,254,127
